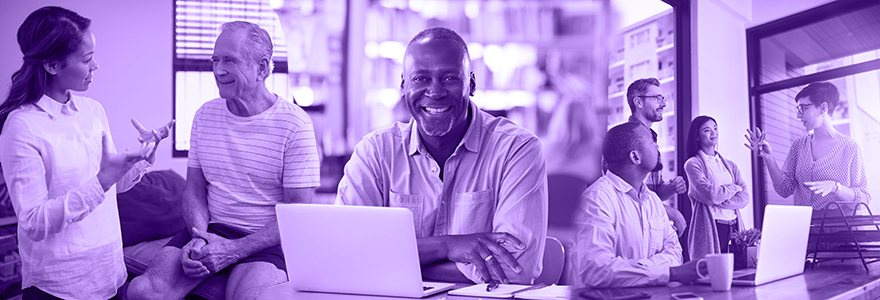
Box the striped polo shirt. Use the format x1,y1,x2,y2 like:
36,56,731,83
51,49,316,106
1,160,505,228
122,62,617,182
188,96,320,233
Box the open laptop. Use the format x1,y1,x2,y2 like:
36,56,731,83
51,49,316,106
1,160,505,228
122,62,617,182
697,205,813,286
276,204,456,298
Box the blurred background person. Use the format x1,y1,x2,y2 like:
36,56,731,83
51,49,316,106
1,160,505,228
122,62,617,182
544,99,601,234
684,115,749,260
746,82,870,214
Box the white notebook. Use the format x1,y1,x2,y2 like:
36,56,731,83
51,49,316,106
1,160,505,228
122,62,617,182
448,284,532,298
515,285,571,299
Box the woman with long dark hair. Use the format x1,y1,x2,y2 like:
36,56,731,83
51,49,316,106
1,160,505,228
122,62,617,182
0,6,173,299
684,116,749,260
746,82,870,213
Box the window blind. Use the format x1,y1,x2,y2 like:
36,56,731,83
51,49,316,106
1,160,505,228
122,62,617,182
174,0,287,61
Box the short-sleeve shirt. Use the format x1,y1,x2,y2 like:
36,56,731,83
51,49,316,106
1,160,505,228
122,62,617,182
188,97,320,233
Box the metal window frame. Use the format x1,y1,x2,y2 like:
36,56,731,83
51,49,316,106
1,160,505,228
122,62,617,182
171,1,294,158
746,0,879,228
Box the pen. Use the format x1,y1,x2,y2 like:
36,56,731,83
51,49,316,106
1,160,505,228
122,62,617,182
486,281,500,292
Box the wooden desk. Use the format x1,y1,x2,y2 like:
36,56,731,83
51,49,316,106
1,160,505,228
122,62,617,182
257,261,880,300
575,260,880,300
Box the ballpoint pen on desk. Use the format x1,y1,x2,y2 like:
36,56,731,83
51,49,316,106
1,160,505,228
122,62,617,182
486,281,500,292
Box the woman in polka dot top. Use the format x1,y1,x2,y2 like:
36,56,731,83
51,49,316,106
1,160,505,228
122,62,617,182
745,82,870,213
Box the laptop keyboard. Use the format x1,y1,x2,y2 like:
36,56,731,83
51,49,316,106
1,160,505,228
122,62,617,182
734,273,757,281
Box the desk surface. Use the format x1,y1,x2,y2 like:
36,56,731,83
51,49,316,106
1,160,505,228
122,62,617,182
257,261,880,300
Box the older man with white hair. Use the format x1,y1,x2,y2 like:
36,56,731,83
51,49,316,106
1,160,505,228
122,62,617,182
127,21,320,300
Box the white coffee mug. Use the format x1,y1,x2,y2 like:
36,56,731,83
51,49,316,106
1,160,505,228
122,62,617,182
696,253,733,291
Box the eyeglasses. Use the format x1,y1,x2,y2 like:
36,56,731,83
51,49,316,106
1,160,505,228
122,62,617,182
639,94,667,103
796,103,813,114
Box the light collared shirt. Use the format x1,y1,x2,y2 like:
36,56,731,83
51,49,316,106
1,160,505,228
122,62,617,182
574,171,682,288
336,101,548,284
697,150,736,221
0,94,149,299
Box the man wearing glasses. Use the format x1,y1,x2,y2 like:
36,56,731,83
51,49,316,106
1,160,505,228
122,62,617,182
621,78,688,236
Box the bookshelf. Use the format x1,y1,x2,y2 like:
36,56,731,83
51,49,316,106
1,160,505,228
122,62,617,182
606,8,678,182
349,0,608,142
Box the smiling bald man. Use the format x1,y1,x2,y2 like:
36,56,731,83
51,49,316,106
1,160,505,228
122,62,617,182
335,27,548,285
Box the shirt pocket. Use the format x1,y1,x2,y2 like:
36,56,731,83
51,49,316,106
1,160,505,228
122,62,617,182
450,189,495,234
389,191,425,238
648,219,669,255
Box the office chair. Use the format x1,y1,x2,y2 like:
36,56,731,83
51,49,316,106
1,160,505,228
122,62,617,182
535,236,566,285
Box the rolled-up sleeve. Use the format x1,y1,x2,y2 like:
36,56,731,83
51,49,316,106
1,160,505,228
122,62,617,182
849,142,870,205
773,139,801,198
575,189,674,288
95,103,150,194
456,138,548,284
642,207,683,269
0,118,106,242
335,137,385,207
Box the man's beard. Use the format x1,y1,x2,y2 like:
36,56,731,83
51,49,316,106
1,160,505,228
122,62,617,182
647,109,664,122
652,150,663,172
419,116,455,137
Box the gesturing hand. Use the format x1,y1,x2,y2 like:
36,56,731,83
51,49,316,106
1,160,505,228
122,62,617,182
189,227,242,274
804,181,838,197
744,128,773,159
180,238,209,278
96,132,154,191
131,119,175,164
444,233,525,284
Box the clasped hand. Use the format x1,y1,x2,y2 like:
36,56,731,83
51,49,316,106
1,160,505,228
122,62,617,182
180,227,242,278
444,233,525,284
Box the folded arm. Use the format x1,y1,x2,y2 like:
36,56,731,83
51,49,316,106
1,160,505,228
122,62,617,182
718,160,750,210
684,159,740,206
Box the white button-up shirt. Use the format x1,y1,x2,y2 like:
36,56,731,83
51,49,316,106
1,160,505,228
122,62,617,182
574,171,682,288
336,102,548,284
0,94,149,299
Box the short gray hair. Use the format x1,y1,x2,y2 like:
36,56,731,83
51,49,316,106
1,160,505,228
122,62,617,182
220,21,273,77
